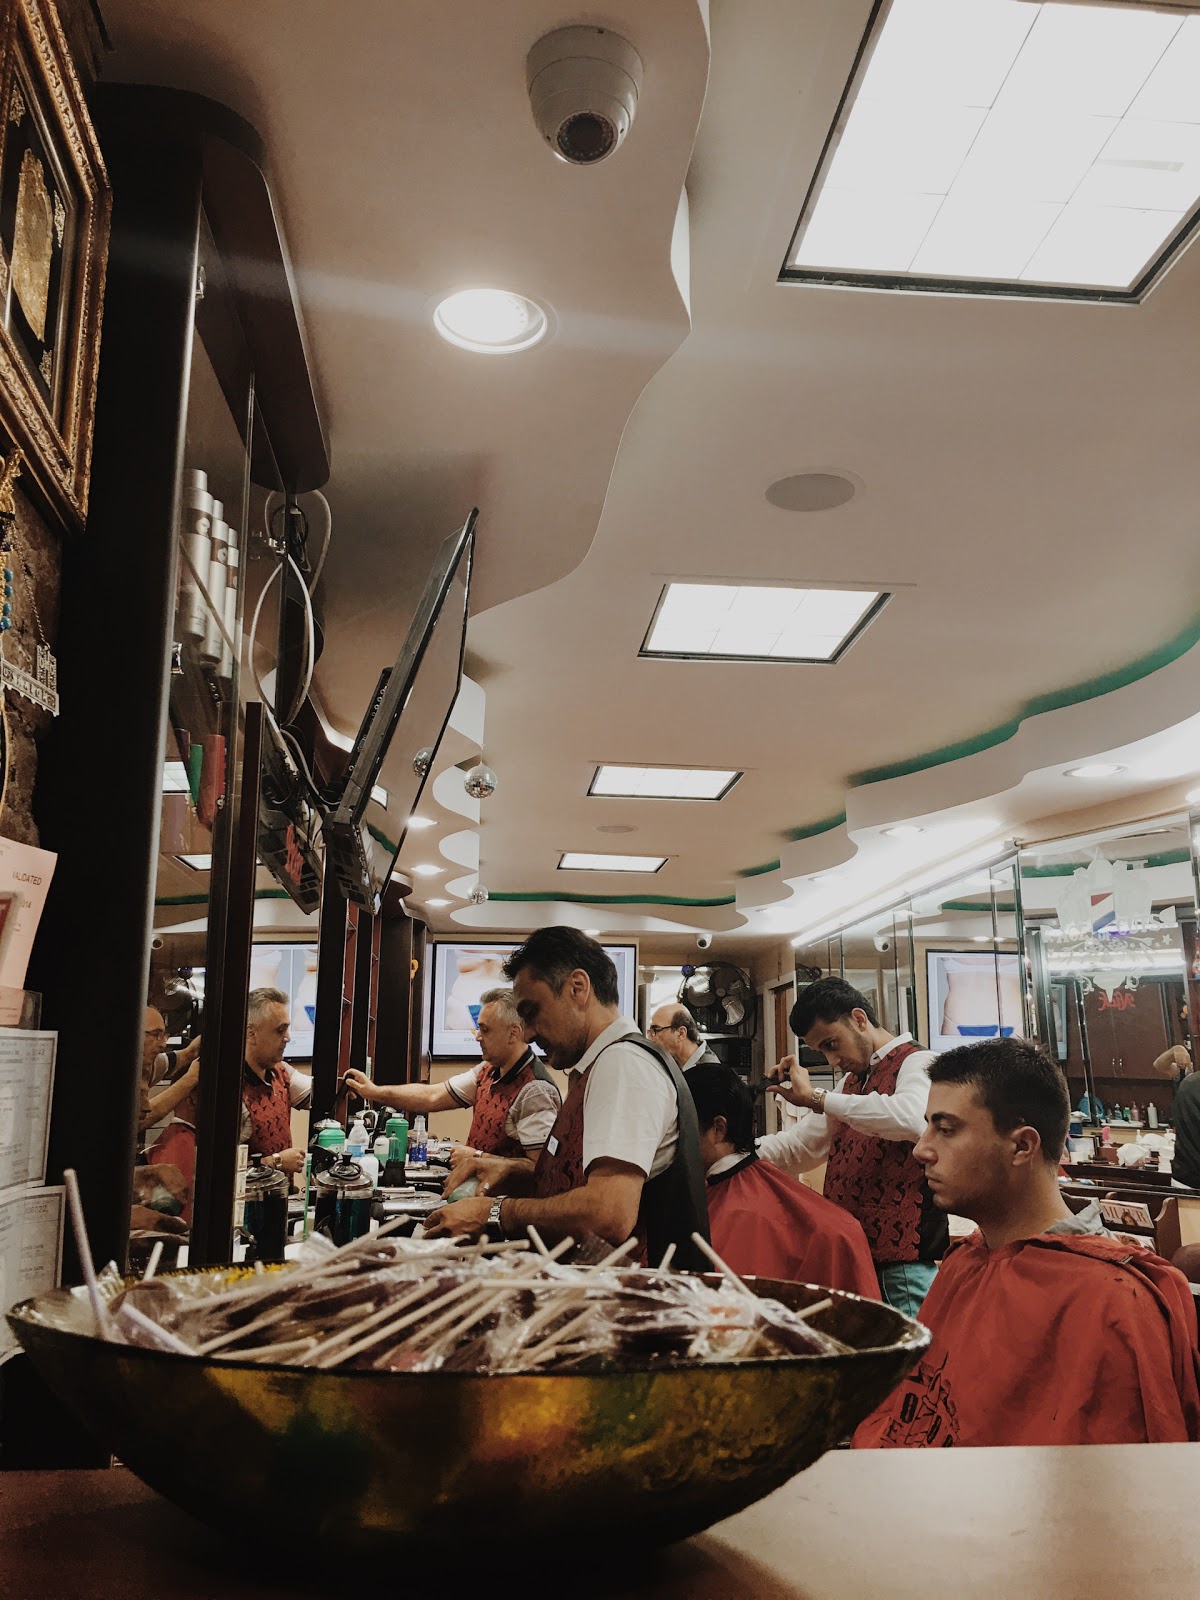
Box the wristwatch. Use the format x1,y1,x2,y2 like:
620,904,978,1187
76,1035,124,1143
811,1088,828,1115
487,1198,506,1239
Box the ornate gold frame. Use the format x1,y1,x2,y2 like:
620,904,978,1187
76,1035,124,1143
0,0,108,531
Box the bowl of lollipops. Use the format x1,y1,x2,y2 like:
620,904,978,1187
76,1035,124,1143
9,1175,928,1558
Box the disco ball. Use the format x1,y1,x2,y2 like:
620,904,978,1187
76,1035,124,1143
469,883,490,906
413,747,434,778
464,762,497,801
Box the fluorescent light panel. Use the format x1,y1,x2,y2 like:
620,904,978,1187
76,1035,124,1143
178,854,212,872
787,1,1200,298
558,851,668,873
590,764,742,801
163,761,189,794
642,583,883,662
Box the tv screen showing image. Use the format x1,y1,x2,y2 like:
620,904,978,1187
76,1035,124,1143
925,949,1024,1055
430,940,638,1058
249,943,320,1061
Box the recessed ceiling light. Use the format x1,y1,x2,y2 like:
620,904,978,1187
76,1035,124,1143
785,0,1200,300
589,764,742,801
641,583,885,663
406,816,436,830
412,864,443,877
433,288,548,354
178,853,212,871
883,824,925,839
424,897,451,908
596,822,639,834
163,761,190,795
584,928,602,937
1064,763,1127,779
765,473,858,512
558,851,668,873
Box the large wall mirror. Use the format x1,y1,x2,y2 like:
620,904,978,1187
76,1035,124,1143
1019,817,1196,1126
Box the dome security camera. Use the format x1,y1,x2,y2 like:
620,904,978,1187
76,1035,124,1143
696,932,713,951
873,932,892,954
526,26,644,165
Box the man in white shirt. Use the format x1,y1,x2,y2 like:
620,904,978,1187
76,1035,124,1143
344,989,560,1158
648,1004,720,1073
760,976,944,1316
427,928,709,1269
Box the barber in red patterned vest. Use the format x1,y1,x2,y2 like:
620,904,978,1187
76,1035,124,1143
426,928,710,1271
344,989,560,1159
240,987,311,1176
760,977,945,1316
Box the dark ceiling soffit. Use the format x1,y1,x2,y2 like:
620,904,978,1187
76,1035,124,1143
92,84,329,493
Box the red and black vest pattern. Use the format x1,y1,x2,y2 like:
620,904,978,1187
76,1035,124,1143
533,1064,591,1199
468,1054,541,1159
242,1064,294,1157
822,1040,934,1266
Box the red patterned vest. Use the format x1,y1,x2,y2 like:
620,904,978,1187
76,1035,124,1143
822,1039,940,1266
534,1065,590,1199
241,1063,295,1157
467,1052,542,1159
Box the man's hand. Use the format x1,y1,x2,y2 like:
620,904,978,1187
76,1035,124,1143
342,1068,380,1102
423,1195,492,1239
765,1054,819,1109
176,1035,202,1071
442,1151,524,1198
275,1147,306,1175
180,1058,201,1090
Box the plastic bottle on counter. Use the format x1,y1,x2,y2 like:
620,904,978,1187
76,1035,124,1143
347,1114,369,1156
412,1114,428,1169
382,1115,409,1185
1148,1102,1159,1130
358,1147,380,1189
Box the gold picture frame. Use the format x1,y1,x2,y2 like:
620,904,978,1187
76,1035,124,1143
0,0,108,531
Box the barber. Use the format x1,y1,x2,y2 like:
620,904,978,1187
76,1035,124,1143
426,927,710,1269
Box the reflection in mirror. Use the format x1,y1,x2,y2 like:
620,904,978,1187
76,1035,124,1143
905,863,1022,1055
1020,819,1196,1129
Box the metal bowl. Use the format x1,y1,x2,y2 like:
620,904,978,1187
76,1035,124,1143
10,1269,927,1556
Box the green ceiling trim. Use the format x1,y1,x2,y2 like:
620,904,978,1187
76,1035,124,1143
784,811,847,843
488,890,736,907
155,889,294,907
738,859,781,878
848,611,1200,791
367,822,399,855
940,899,1016,913
1020,848,1190,879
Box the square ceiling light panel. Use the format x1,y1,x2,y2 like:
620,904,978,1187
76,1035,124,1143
641,583,886,663
589,764,743,801
177,854,212,871
783,1,1200,301
558,852,668,872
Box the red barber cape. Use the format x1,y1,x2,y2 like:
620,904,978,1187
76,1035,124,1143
855,1230,1200,1449
706,1154,879,1300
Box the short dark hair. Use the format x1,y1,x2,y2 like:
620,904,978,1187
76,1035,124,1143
929,1037,1069,1164
790,976,877,1037
502,926,619,1008
665,1006,700,1043
686,1063,754,1152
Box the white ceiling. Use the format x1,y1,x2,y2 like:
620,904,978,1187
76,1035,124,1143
106,0,1200,954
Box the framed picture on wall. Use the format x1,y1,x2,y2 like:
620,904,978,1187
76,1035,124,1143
925,949,1024,1055
0,0,108,528
429,939,638,1058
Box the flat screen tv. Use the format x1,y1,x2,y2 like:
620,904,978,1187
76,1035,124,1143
430,939,639,1058
249,942,320,1060
325,511,476,910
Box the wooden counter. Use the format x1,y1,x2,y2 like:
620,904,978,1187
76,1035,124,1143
2,1444,1196,1598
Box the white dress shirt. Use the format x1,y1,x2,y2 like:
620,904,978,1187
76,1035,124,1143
756,1032,935,1179
564,1015,678,1180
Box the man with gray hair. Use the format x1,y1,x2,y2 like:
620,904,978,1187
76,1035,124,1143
241,986,311,1174
648,1003,720,1074
344,987,560,1159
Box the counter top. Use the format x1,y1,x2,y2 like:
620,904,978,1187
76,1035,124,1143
3,1444,1197,1598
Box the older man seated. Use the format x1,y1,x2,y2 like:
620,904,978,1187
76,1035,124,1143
855,1037,1200,1448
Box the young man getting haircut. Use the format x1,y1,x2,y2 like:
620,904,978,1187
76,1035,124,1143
855,1037,1200,1448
